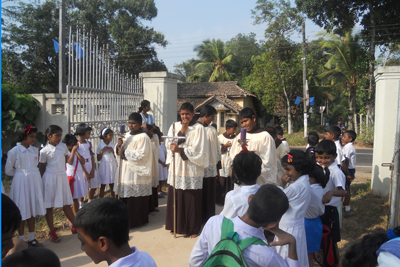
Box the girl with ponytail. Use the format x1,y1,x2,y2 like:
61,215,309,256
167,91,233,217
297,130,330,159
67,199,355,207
138,100,154,127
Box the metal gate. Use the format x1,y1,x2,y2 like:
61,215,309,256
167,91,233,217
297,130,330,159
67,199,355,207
66,27,143,151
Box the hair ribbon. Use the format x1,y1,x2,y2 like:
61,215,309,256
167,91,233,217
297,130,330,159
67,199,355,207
239,145,253,154
25,125,33,135
286,153,293,163
102,128,109,137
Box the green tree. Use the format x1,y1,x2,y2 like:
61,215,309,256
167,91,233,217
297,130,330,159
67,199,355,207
192,39,234,82
173,59,202,83
252,0,304,134
2,0,167,93
317,31,369,130
227,33,263,83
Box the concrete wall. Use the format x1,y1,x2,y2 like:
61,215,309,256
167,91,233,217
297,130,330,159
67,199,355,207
141,72,180,135
371,66,400,197
31,93,69,137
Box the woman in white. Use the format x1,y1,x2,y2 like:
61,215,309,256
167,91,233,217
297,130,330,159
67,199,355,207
139,100,154,126
5,125,45,247
39,125,75,243
97,128,117,198
275,150,314,267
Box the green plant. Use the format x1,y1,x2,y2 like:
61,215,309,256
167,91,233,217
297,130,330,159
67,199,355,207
2,85,41,132
357,123,374,147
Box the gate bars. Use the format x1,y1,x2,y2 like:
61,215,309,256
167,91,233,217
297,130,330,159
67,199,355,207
66,26,143,148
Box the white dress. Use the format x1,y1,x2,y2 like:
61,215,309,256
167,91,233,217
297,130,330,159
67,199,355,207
151,135,160,188
66,151,87,199
158,143,168,181
97,141,117,185
40,143,73,208
78,141,99,189
275,175,311,267
230,130,278,185
6,144,45,220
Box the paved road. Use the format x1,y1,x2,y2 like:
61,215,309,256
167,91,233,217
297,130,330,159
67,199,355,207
291,147,373,176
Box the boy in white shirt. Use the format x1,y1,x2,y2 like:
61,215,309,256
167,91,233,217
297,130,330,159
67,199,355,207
341,130,357,217
220,149,261,219
315,140,347,264
189,184,300,267
75,197,157,267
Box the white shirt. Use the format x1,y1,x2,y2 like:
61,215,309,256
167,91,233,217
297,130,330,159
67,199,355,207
278,175,311,223
305,184,325,219
5,143,39,176
39,143,69,172
189,215,299,267
140,113,154,125
97,141,116,160
220,184,260,219
334,140,344,166
109,246,157,267
342,142,356,169
324,162,346,207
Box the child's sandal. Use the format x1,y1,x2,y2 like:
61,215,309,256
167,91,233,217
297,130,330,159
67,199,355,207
49,230,61,243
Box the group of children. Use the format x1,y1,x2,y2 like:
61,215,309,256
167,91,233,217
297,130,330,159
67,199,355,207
4,106,168,247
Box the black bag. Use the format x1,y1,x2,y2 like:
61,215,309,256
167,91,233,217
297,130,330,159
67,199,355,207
314,224,339,267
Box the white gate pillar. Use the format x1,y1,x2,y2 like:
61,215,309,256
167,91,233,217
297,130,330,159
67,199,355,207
371,66,400,197
141,72,181,134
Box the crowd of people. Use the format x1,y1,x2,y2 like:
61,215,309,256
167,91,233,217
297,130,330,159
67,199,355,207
2,100,399,267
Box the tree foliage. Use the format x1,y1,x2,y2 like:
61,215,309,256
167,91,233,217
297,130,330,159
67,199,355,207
2,0,167,93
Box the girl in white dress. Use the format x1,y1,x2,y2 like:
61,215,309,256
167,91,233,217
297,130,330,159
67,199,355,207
63,134,87,215
275,150,314,267
97,128,117,198
75,123,99,202
157,134,168,197
39,125,75,243
5,124,45,247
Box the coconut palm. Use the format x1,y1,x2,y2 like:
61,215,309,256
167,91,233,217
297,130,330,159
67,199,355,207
317,31,367,130
191,39,234,82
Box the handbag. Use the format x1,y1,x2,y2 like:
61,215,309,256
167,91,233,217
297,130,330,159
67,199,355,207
314,224,339,267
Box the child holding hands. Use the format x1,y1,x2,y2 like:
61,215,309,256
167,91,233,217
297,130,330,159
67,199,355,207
5,125,45,247
275,150,314,267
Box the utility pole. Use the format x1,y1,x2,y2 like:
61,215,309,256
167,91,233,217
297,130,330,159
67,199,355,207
302,21,307,137
59,0,66,94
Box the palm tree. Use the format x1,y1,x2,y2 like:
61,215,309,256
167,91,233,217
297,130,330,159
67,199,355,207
191,39,234,82
317,31,367,130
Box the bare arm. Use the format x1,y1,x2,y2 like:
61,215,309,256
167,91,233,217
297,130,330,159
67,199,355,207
39,163,46,177
322,187,347,204
67,145,79,165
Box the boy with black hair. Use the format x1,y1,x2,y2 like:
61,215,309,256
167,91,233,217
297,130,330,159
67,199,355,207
324,126,344,167
342,130,357,217
198,105,221,223
315,140,347,263
189,184,299,267
230,108,277,185
275,125,290,153
75,197,156,266
305,131,319,162
217,119,237,205
266,126,289,182
165,102,209,238
2,248,61,267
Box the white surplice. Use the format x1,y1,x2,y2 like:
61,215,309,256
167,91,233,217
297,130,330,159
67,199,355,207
165,122,209,190
230,131,278,185
204,125,221,178
218,134,234,177
150,134,160,187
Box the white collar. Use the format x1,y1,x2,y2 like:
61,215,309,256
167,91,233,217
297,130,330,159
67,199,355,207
16,143,36,153
231,216,266,240
109,246,140,267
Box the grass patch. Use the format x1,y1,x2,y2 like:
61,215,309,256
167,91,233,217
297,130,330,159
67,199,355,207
285,131,307,147
338,179,388,257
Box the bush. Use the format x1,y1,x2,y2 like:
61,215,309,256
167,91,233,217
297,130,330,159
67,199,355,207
1,84,41,132
357,123,374,147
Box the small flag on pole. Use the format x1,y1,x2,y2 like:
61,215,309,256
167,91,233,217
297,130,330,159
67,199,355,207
310,97,315,106
295,96,302,105
73,43,84,59
52,39,59,54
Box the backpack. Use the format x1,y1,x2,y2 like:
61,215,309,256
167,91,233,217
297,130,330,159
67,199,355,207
202,217,267,267
314,224,339,267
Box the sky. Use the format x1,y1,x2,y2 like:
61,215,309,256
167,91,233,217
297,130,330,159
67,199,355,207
147,0,325,72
